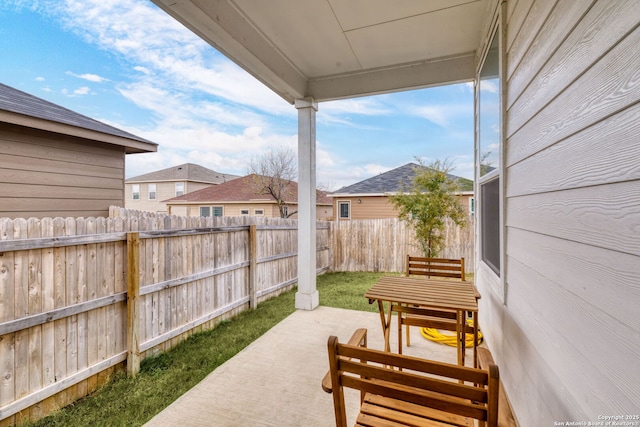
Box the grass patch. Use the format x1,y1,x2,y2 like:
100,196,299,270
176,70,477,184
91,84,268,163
22,272,383,427
317,271,388,312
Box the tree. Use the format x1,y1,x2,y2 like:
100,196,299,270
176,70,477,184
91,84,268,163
389,159,467,257
247,146,297,218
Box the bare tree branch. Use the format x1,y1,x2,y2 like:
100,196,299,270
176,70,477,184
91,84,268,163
247,146,297,218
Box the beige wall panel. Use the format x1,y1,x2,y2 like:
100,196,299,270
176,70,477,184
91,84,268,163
0,123,125,159
0,152,121,179
0,168,122,189
507,180,639,256
505,0,557,82
334,195,472,220
507,103,640,197
2,183,122,200
507,254,639,416
508,0,639,131
0,126,123,168
479,1,640,424
507,26,640,165
505,0,533,50
0,126,125,218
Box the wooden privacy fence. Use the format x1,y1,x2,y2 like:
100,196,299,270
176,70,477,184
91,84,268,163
330,217,474,273
0,213,330,424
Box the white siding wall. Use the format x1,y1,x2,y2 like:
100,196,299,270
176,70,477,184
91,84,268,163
477,0,640,424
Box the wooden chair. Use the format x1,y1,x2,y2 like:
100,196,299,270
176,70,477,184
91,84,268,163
323,329,499,427
400,256,476,351
405,255,466,280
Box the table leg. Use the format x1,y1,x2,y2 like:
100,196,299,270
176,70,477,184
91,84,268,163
456,310,463,366
376,300,392,353
473,311,479,368
384,302,393,352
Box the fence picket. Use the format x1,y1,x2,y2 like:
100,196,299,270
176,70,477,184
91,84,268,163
0,209,471,424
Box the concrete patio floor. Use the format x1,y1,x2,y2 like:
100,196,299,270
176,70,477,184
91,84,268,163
143,306,466,427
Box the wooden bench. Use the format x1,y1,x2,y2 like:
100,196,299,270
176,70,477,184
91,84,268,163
478,347,518,427
323,329,500,427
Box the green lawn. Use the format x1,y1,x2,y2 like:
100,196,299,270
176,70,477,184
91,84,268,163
22,272,384,427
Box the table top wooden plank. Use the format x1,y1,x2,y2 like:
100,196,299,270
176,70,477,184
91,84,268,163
364,276,478,312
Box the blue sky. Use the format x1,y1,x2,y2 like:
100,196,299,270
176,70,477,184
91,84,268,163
0,0,475,190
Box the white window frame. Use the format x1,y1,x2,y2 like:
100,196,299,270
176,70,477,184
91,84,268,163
148,183,156,200
175,182,185,197
337,200,350,219
213,206,224,217
240,209,249,215
254,209,264,216
132,184,140,201
200,206,211,217
475,2,506,297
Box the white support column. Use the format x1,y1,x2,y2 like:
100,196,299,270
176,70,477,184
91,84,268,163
295,97,319,310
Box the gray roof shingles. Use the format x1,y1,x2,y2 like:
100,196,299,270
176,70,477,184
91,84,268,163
0,82,154,145
126,163,240,184
333,162,473,195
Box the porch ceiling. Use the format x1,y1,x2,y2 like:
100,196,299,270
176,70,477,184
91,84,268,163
151,0,489,103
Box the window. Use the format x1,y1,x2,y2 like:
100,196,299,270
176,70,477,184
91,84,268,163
240,209,249,215
481,179,500,273
175,182,184,196
338,201,350,219
477,25,502,277
213,206,223,217
283,206,289,217
148,183,156,200
200,207,210,217
469,197,475,216
254,209,264,216
132,184,140,200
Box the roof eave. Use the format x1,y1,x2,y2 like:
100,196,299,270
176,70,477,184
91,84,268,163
0,110,158,154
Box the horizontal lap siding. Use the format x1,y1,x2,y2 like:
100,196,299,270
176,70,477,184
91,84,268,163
0,124,125,218
486,0,640,424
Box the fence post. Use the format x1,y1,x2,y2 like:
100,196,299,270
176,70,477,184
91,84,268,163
126,232,141,376
249,225,257,309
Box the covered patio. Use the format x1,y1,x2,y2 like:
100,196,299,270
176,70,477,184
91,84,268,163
147,0,640,424
143,306,468,427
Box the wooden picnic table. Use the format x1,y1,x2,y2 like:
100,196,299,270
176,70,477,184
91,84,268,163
364,275,480,367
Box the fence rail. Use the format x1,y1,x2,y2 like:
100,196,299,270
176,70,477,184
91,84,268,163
0,209,471,424
0,212,330,424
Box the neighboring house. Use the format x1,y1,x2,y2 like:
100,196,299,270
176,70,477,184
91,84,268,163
164,174,333,220
125,163,239,213
330,163,473,220
152,1,640,423
0,83,157,219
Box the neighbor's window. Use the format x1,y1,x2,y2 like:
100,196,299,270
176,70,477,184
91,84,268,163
148,183,156,200
254,209,264,216
240,209,249,215
213,206,223,217
283,206,289,217
477,27,501,276
338,201,350,219
132,184,140,200
175,182,184,196
469,197,475,216
200,206,211,217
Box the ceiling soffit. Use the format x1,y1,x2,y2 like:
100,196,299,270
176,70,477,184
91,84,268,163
152,0,488,103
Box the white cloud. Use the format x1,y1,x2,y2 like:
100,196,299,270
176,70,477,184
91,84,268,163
48,0,292,116
35,76,45,81
74,86,91,95
66,71,108,82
